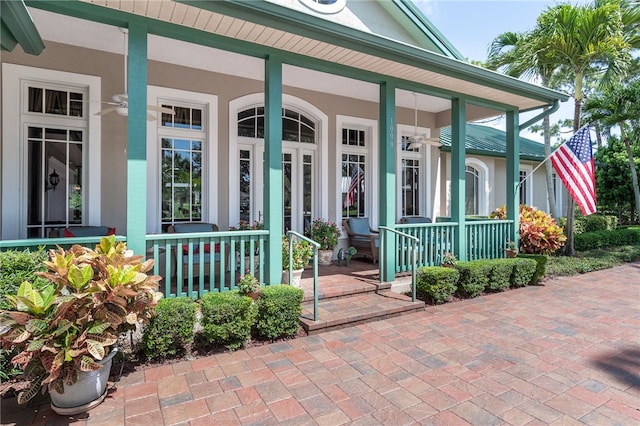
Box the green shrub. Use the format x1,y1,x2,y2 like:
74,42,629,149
454,260,491,298
487,259,513,291
0,248,49,382
199,292,256,351
416,266,459,304
254,285,303,340
574,228,640,251
143,297,197,361
511,258,537,287
516,254,548,284
580,214,617,233
0,248,49,310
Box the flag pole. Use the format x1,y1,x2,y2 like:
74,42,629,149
514,125,591,195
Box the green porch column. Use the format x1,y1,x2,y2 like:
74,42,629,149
450,98,466,260
505,110,520,245
379,81,396,282
264,55,283,283
126,23,147,255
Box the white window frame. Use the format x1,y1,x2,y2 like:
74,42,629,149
147,86,218,233
336,115,379,228
228,93,328,229
2,64,101,239
519,164,533,206
396,123,432,221
464,157,489,216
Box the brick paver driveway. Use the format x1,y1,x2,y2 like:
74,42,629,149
4,263,639,425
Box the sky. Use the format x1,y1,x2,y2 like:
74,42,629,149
412,0,587,142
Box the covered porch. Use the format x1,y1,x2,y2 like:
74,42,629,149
1,1,567,297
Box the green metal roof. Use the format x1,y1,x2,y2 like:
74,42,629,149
440,124,546,161
1,0,44,55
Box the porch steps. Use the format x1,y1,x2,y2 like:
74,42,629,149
299,281,425,335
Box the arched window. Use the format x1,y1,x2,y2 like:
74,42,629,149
465,165,479,215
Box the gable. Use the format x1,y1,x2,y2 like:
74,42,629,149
266,0,463,59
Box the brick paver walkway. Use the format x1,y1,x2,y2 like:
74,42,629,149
3,263,639,425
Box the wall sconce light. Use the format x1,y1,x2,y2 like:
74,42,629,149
47,169,60,191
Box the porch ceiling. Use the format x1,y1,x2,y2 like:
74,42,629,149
74,0,567,114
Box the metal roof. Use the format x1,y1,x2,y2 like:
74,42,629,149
440,124,547,161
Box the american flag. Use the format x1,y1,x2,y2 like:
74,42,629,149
344,166,364,208
550,126,597,215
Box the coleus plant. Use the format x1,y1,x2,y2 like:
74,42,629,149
0,236,162,404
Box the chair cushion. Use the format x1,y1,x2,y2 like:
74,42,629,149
182,243,220,255
181,253,221,263
63,226,115,237
172,223,216,233
348,218,370,235
401,216,432,224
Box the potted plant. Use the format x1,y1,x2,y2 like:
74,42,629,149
441,251,457,268
506,240,518,258
281,236,313,287
307,218,341,266
237,272,261,301
0,236,162,415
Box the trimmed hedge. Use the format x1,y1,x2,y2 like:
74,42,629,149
454,260,491,298
487,259,513,291
511,258,537,287
253,285,303,341
200,292,256,351
0,248,49,310
574,228,640,251
517,254,548,284
416,266,459,304
559,214,617,235
143,297,197,361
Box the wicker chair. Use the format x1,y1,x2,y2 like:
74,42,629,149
342,217,379,263
168,223,223,278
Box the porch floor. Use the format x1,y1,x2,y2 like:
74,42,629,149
296,258,425,334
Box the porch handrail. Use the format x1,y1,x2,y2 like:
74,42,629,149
285,231,320,322
0,235,127,251
379,226,419,302
465,219,513,261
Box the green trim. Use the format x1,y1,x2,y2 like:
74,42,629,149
505,111,519,246
264,56,284,284
1,0,44,54
1,21,19,52
379,81,396,282
450,98,467,261
391,0,465,60
178,0,567,105
126,22,148,256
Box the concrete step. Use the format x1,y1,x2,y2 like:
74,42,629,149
300,289,425,335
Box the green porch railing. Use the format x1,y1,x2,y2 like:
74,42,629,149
0,235,127,251
379,226,419,302
394,222,458,267
146,230,268,299
465,220,513,260
285,231,320,321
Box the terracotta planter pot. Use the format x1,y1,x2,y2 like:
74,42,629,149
506,249,518,258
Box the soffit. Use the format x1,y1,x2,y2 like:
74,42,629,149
76,0,563,112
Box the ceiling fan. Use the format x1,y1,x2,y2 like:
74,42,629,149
96,29,174,121
404,93,440,149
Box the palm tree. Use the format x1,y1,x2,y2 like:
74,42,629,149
530,0,632,255
583,81,640,221
487,31,564,219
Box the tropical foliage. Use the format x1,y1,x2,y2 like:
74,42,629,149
0,236,162,404
491,205,566,254
282,236,314,270
306,218,341,250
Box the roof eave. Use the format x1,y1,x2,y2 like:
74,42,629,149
0,0,44,55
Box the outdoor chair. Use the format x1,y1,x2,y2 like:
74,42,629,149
62,226,116,237
399,216,432,225
168,223,225,278
342,217,379,263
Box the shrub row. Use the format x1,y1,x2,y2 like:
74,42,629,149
574,227,640,251
417,256,541,304
558,213,618,235
142,285,303,361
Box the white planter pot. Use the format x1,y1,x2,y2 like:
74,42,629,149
318,249,333,266
49,348,119,415
282,268,304,287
